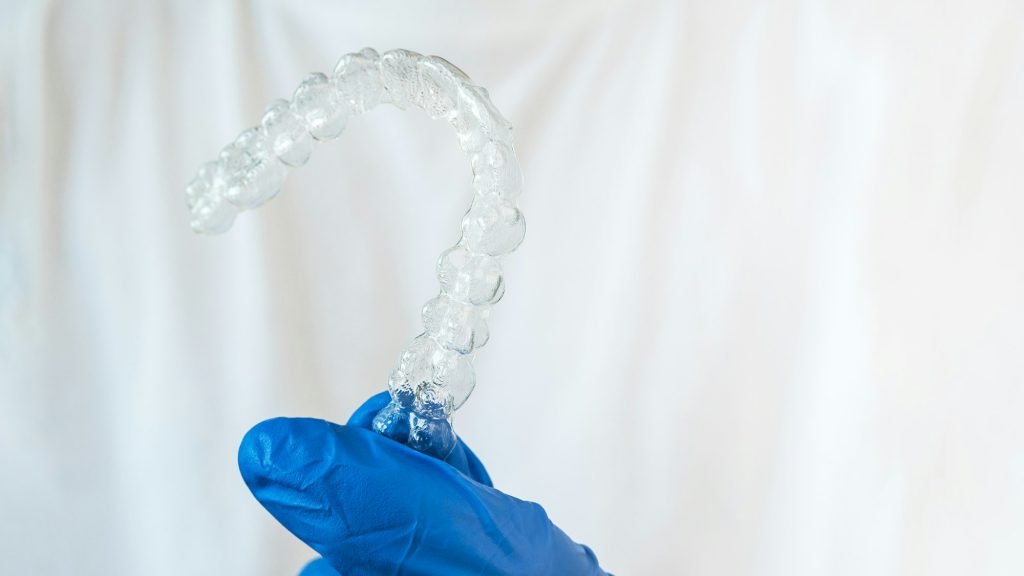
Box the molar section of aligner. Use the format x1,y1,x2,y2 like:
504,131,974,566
261,99,313,167
373,347,425,443
374,333,476,450
187,160,238,234
402,334,476,410
408,378,465,459
379,49,425,110
333,48,384,114
185,160,218,213
292,72,350,141
408,411,457,459
220,127,288,210
373,369,418,442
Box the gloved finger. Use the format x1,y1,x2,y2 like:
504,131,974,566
344,391,392,428
298,557,340,575
445,435,492,487
346,391,492,487
239,417,605,576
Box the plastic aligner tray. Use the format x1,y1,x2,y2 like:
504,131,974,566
186,48,524,458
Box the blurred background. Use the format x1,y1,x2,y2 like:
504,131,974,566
2,0,1023,574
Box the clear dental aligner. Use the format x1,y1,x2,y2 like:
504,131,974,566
186,49,524,459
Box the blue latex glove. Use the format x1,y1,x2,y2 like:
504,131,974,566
238,392,608,576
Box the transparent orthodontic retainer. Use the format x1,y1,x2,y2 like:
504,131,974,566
186,49,524,459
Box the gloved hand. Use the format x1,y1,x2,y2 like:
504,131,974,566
238,392,609,576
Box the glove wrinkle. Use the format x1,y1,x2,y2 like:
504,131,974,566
392,518,420,574
323,522,415,576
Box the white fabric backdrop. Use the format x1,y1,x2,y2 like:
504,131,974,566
3,1,1023,574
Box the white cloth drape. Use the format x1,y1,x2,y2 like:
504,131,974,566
3,1,1023,574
